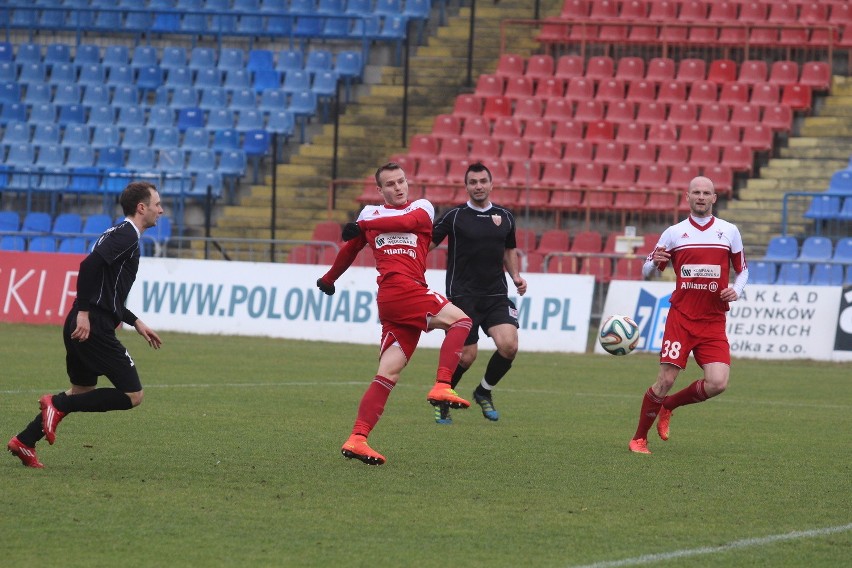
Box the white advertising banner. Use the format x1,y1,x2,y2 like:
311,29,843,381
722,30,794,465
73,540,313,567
127,258,595,353
598,280,852,362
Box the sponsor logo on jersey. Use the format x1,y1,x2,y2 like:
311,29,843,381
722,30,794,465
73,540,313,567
680,264,721,278
375,232,417,248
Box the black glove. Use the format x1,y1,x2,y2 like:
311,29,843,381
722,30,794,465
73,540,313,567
341,222,361,242
316,278,335,296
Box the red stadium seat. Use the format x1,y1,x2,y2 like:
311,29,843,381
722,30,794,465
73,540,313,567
530,139,564,163
408,134,439,159
739,1,768,24
585,56,615,82
703,164,733,196
555,54,585,80
615,57,645,82
645,57,676,84
513,96,544,121
470,138,500,161
768,61,799,87
679,122,710,146
721,144,754,173
762,103,793,132
799,61,831,92
613,257,645,280
523,119,554,143
535,77,566,100
676,58,707,82
707,59,738,84
698,102,730,126
689,143,721,169
552,119,585,142
491,117,523,143
525,54,555,82
503,76,535,100
563,140,595,167
635,163,668,189
687,80,718,105
596,78,627,103
453,94,482,118
719,83,750,106
482,96,513,120
540,162,574,188
432,114,462,138
678,0,708,22
655,81,688,106
741,123,774,152
636,101,666,124
624,142,657,167
604,163,636,188
626,79,657,103
729,104,760,128
543,98,574,121
501,138,532,164
595,141,625,166
750,83,781,107
536,228,570,254
573,162,605,188
585,120,615,142
667,102,698,127
708,123,741,147
646,122,678,145
475,74,505,97
574,100,605,122
605,100,636,125
437,136,469,161
565,77,595,102
737,60,769,86
615,122,646,144
656,143,689,168
460,116,490,140
495,53,525,79
781,84,812,112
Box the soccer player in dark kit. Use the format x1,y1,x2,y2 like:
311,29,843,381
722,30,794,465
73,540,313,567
431,162,527,424
8,181,164,468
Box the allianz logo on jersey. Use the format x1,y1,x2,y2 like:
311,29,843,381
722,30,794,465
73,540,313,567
375,232,417,248
679,264,721,278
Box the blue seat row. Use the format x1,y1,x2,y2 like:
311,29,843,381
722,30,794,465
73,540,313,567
763,235,851,263
754,235,852,286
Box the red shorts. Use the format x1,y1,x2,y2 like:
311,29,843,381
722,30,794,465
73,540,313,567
377,274,450,360
660,308,730,369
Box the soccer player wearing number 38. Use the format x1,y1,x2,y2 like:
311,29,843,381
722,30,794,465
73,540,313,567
629,176,749,454
316,162,473,465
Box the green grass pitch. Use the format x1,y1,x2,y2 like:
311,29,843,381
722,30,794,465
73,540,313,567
1,322,849,567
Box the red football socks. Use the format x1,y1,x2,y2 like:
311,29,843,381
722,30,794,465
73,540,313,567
436,317,472,384
633,387,664,440
352,375,395,438
662,379,708,411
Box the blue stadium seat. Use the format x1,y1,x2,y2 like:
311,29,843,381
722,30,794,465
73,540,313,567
165,67,194,90
121,125,151,150
247,49,275,74
764,236,798,261
236,109,265,132
78,64,107,88
0,210,20,232
177,107,205,132
2,121,31,148
282,69,311,95
237,14,264,34
53,212,83,235
117,106,146,129
294,14,323,38
195,67,223,89
798,236,833,262
126,147,156,171
109,81,139,106
91,125,120,149
45,44,72,68
170,87,201,108
828,170,852,194
50,63,78,88
82,84,110,109
207,108,235,130
82,213,113,236
275,49,303,74
35,144,66,168
192,170,224,198
219,149,247,176
265,14,294,36
0,62,16,83
218,48,245,72
22,211,52,234
243,129,270,181
810,263,844,286
152,126,180,149
147,105,176,129
777,262,811,285
103,45,130,70
182,127,210,151
252,69,281,93
180,13,208,34
62,124,91,149
105,64,135,88
224,69,251,92
334,50,363,100
131,45,158,70
137,66,164,95
96,146,125,169
157,148,186,173
199,86,228,111
15,43,43,66
187,149,216,173
0,42,13,62
323,16,351,38
32,124,61,147
0,235,27,251
58,104,86,126
189,47,217,72
6,143,36,168
53,83,82,106
212,128,240,154
305,50,333,77
66,145,96,168
68,167,102,194
259,89,287,113
0,80,20,104
88,104,117,126
24,83,52,105
230,88,257,111
0,102,27,125
58,237,89,254
152,12,181,33
288,90,317,118
804,194,842,220
94,10,123,32
28,236,58,253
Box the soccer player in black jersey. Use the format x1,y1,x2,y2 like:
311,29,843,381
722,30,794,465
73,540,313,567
8,181,164,468
430,162,527,424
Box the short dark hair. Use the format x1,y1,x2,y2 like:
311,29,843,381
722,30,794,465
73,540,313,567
465,162,492,185
120,181,157,216
375,162,403,186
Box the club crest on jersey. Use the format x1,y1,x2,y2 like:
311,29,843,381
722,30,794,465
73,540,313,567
491,214,502,226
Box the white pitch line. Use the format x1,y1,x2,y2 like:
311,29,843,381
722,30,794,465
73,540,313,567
569,523,852,568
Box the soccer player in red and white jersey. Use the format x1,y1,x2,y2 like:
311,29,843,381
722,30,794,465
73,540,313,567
316,162,473,465
629,176,749,454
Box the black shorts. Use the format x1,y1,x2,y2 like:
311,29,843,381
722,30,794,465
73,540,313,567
451,295,519,346
63,308,143,393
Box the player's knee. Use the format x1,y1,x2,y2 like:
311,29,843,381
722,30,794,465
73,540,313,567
498,342,519,360
704,376,728,397
127,390,144,407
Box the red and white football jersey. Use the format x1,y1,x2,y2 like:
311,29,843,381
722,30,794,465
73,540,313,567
357,199,435,286
650,216,747,320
